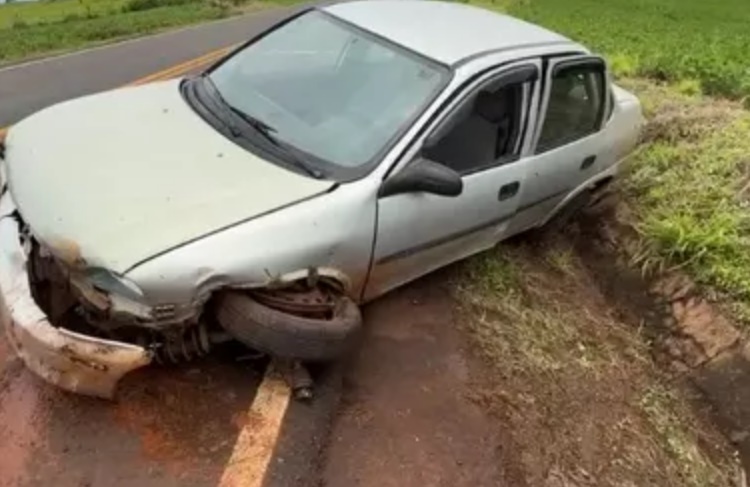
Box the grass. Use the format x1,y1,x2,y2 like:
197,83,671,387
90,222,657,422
0,0,130,29
544,244,576,277
455,243,736,486
458,250,613,373
457,245,637,378
639,383,730,487
619,80,750,321
0,0,284,64
500,0,750,100
0,3,225,62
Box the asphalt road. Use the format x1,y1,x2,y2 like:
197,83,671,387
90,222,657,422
0,8,294,128
0,8,338,487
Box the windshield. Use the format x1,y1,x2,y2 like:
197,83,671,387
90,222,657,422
208,11,448,170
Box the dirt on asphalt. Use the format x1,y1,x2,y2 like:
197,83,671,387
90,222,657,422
0,346,268,487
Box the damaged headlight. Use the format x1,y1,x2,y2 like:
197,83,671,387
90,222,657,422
83,267,154,320
86,267,145,303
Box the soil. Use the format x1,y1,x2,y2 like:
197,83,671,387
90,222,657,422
320,272,518,487
320,201,740,487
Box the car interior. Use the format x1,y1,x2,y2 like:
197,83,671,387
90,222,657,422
537,68,603,152
423,83,524,175
237,40,444,167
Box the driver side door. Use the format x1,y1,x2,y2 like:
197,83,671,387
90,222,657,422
364,60,542,301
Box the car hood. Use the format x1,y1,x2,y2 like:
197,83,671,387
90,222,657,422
5,79,333,274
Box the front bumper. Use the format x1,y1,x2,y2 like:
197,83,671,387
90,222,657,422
0,187,152,399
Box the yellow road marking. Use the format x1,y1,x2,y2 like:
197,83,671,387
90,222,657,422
218,368,292,487
0,45,234,141
126,46,232,86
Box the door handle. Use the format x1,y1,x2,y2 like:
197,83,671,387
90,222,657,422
580,155,597,170
498,181,520,201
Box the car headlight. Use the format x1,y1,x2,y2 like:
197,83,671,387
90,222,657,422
86,267,145,303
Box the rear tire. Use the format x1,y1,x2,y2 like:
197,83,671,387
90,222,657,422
215,292,362,362
540,189,592,235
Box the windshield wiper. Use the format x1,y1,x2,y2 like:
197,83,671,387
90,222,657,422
200,75,243,137
227,106,323,179
200,75,322,179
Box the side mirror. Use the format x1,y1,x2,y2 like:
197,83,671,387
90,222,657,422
379,158,463,198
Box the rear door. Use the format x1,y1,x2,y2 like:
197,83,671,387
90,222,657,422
506,55,610,235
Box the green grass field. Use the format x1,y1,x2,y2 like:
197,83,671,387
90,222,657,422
0,2,225,62
0,0,285,64
501,0,750,100
0,0,129,28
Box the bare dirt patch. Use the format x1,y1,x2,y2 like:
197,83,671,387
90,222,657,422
454,223,740,486
321,275,519,487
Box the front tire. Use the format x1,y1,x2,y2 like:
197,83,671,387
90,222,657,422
215,292,362,362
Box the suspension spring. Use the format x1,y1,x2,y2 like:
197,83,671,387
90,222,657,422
152,324,213,365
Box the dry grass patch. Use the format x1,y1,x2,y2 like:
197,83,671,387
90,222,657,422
455,239,738,486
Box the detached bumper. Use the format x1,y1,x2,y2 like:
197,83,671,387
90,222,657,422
0,188,152,399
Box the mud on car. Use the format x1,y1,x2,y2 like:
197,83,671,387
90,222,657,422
0,0,642,398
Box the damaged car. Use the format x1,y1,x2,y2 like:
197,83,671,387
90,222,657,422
0,0,643,398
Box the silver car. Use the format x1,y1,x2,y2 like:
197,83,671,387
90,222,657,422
0,0,643,398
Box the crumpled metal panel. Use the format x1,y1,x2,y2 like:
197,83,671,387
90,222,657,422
0,190,151,399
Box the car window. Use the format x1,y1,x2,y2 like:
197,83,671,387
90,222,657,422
536,64,605,153
422,80,528,175
208,11,448,170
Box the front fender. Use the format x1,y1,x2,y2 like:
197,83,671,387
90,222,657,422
125,180,378,306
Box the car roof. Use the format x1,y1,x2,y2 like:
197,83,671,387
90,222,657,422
322,0,576,66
